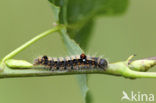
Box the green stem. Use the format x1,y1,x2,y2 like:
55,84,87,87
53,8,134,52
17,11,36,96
107,62,156,78
0,62,156,78
124,67,156,78
2,25,62,62
0,25,156,79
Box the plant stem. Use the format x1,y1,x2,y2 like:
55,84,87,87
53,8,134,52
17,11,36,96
107,62,156,78
0,62,156,78
0,25,156,79
2,25,62,62
123,67,156,78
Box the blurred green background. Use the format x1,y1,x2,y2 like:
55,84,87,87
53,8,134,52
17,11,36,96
0,0,156,103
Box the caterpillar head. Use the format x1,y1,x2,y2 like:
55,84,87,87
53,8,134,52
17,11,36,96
99,59,108,69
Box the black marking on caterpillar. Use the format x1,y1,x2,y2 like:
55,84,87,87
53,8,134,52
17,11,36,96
34,53,108,71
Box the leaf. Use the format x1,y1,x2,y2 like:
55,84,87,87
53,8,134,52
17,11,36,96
48,1,90,103
48,0,129,103
76,74,89,101
49,0,129,49
59,28,88,103
73,19,94,50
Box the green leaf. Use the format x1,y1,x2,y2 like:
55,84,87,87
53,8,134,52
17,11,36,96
48,1,90,103
73,19,94,49
48,0,128,103
49,0,128,49
49,2,60,23
76,74,89,101
60,28,88,103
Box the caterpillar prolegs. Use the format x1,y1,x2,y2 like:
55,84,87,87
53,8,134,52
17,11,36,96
34,54,108,71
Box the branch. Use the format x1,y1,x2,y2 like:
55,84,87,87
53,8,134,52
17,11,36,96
0,25,63,71
0,57,155,79
2,26,61,62
0,25,156,79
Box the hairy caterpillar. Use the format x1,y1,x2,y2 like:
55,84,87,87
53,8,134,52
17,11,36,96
34,54,108,71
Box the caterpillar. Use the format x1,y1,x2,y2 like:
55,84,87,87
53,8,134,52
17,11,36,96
34,53,108,71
